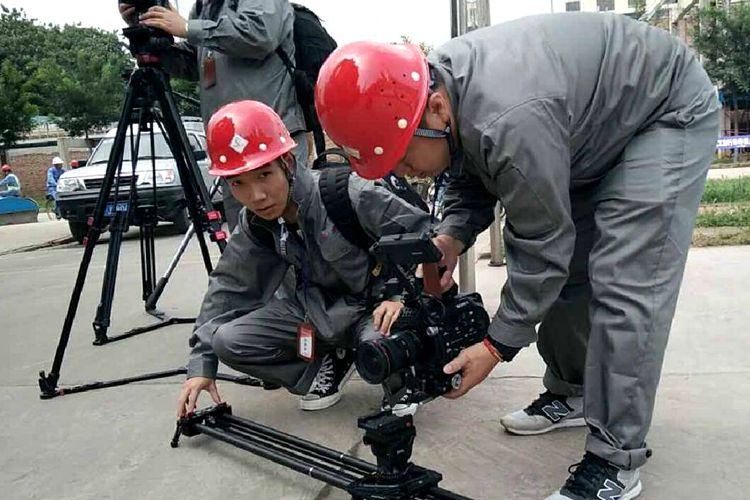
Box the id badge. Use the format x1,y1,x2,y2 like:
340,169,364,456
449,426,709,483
297,322,315,362
202,51,217,89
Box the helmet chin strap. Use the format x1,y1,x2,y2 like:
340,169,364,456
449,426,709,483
413,125,463,176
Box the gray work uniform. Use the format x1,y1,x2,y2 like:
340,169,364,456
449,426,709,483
188,165,432,394
163,0,308,229
431,13,720,469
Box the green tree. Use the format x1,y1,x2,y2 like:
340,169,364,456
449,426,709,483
693,3,750,140
693,3,750,95
0,6,132,138
399,35,433,57
171,78,201,117
0,60,37,158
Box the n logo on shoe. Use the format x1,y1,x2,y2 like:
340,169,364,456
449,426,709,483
597,479,624,500
542,400,570,423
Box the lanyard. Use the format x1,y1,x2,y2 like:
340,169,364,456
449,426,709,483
279,218,311,320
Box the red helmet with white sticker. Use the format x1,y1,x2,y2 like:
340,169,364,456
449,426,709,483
206,100,296,177
315,41,430,180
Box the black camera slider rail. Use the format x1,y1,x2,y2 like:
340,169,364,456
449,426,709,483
171,404,473,500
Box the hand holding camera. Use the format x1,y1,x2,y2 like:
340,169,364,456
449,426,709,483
119,1,187,38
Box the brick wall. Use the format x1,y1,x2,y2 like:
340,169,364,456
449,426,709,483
6,151,90,201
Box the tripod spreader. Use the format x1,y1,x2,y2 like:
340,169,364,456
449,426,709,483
171,404,472,500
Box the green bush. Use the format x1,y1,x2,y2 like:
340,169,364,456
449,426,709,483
702,177,750,204
696,205,750,227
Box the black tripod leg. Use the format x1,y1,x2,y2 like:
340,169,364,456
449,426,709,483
139,206,158,302
154,69,226,259
92,211,128,345
144,177,222,312
155,107,216,275
38,77,140,398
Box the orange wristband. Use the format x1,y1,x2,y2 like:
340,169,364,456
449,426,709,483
482,338,502,362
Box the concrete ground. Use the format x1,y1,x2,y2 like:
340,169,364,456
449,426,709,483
1,223,749,500
707,165,750,180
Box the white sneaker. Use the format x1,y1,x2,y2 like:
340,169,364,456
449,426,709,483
500,391,585,435
299,349,355,411
546,452,642,500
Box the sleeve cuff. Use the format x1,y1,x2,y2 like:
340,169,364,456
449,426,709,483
186,355,219,379
436,220,475,254
186,19,206,45
487,315,537,350
486,336,522,362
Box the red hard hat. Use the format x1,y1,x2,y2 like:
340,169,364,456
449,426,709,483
206,100,296,177
70,160,80,168
1,164,11,172
315,41,429,180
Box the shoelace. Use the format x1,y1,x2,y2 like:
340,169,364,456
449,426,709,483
309,356,335,394
563,453,618,497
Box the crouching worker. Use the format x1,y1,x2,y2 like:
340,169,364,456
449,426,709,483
177,100,433,418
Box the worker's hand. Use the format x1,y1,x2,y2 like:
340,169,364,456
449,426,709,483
373,300,405,336
432,234,465,290
119,3,137,26
177,377,222,418
140,3,188,38
442,342,499,399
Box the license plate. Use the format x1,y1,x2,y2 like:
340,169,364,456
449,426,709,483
104,201,129,217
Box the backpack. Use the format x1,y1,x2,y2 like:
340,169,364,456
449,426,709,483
197,1,336,154
312,149,429,252
276,4,337,154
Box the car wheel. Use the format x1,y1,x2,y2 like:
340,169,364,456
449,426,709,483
68,220,89,244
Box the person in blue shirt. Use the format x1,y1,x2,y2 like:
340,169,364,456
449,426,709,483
0,164,21,197
46,156,66,202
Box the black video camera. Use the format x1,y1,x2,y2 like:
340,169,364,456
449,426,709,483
118,0,174,58
356,233,490,406
119,0,169,15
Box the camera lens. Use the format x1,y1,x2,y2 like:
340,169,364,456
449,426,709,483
355,332,421,384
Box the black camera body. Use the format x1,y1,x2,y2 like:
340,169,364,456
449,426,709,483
118,0,174,58
119,0,169,15
356,233,490,405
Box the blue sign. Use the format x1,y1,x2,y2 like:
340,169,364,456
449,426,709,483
717,135,750,150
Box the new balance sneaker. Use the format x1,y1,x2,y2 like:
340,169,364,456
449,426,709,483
546,452,642,500
381,391,419,417
299,349,355,411
500,390,585,435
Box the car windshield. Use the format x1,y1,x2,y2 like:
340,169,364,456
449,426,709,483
88,133,173,165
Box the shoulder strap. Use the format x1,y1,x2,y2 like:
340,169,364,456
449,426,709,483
275,46,295,78
318,166,374,251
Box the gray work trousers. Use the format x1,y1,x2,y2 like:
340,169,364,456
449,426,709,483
211,294,378,395
537,75,720,469
223,131,310,231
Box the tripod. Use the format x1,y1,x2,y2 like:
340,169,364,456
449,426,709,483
38,27,251,399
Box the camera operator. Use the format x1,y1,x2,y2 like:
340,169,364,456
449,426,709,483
314,14,720,500
120,0,308,230
177,100,432,418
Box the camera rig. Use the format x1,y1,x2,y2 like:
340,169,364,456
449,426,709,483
362,232,490,407
172,403,471,500
171,234,482,499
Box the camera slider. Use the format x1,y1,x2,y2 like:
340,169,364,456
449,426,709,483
171,404,472,500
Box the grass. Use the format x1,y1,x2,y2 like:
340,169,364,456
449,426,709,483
692,227,750,247
701,177,750,204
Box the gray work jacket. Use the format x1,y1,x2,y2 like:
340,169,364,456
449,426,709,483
163,0,305,133
188,166,433,378
431,13,719,349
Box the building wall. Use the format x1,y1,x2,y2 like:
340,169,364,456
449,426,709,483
6,147,91,201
